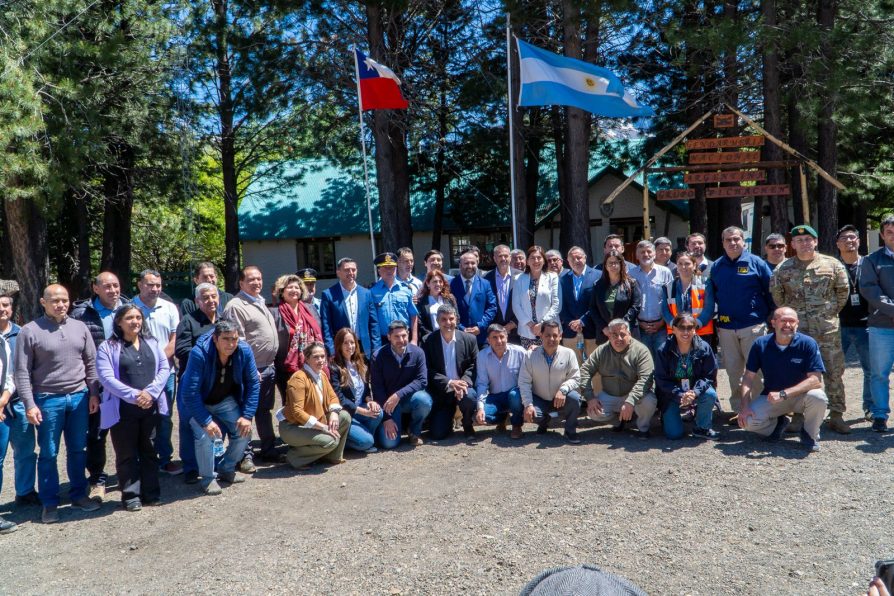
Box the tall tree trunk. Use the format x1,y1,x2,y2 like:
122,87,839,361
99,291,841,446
559,0,594,257
714,0,742,251
815,0,838,253
510,28,533,250
430,33,448,251
213,0,240,293
100,140,135,286
683,1,707,237
523,127,543,248
4,196,48,321
75,194,92,296
367,4,412,252
761,0,787,235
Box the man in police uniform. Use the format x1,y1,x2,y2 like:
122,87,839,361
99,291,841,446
770,225,850,434
296,268,322,325
370,252,419,346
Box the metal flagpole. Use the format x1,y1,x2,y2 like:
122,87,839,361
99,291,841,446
506,14,520,250
353,46,378,268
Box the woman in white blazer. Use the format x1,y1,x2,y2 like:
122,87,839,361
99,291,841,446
512,246,560,349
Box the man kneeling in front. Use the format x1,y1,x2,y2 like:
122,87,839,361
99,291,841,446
738,307,828,452
576,319,658,438
179,320,259,494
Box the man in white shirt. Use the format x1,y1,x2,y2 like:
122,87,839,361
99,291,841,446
476,325,526,438
133,269,181,475
397,247,423,295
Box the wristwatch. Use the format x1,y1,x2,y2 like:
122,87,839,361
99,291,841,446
778,390,787,400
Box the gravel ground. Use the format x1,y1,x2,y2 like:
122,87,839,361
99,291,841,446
0,365,890,595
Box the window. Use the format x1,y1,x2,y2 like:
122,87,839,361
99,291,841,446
296,239,337,278
448,231,512,269
608,217,656,263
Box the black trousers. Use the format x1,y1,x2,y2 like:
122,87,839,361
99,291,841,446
254,365,277,457
86,410,109,485
429,393,478,440
110,402,160,504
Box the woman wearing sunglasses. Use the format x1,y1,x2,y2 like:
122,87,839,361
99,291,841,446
654,313,720,440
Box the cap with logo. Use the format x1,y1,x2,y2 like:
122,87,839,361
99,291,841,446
374,252,399,268
790,225,818,239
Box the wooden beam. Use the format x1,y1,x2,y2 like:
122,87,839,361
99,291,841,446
643,175,651,238
799,164,810,223
647,160,799,173
603,108,716,204
724,103,845,190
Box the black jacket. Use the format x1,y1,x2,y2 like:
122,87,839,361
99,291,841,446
175,309,216,374
654,335,717,410
70,296,131,348
416,295,458,343
588,277,642,343
421,329,478,409
329,362,371,415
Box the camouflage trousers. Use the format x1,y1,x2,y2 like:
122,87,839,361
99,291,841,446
799,321,846,413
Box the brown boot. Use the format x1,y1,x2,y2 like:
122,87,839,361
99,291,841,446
496,419,508,433
510,425,523,440
826,412,851,434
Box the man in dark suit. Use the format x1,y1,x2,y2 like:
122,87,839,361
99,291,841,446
559,246,601,363
422,304,479,440
320,257,380,356
450,250,497,348
483,244,519,343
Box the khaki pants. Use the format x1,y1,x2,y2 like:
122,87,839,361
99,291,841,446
562,335,597,365
279,410,351,469
717,323,766,412
588,391,658,432
744,389,828,441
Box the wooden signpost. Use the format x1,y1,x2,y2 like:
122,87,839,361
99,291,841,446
684,170,766,184
688,150,761,164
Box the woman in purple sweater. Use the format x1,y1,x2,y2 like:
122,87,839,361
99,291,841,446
96,305,170,511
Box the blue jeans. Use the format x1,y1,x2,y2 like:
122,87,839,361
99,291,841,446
531,391,582,435
375,390,433,450
34,389,89,507
154,372,176,466
189,397,251,482
347,409,384,451
868,327,894,420
840,326,871,411
484,388,524,426
639,330,666,359
177,396,197,474
3,401,37,497
662,388,717,440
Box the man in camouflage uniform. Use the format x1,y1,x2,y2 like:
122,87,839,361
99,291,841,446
770,225,851,434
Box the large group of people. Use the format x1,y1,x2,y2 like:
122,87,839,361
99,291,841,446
0,216,893,534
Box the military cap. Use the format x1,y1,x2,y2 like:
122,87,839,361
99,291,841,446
374,252,398,268
296,268,317,282
790,225,818,239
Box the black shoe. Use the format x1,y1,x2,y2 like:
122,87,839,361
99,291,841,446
184,470,200,485
15,491,41,507
766,415,790,442
799,428,820,452
564,432,581,445
611,421,626,433
124,499,142,512
865,410,873,422
631,429,650,439
463,426,477,440
692,427,720,441
872,418,889,433
256,452,286,464
0,516,17,534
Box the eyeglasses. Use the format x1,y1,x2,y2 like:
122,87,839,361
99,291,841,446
767,244,786,249
838,235,858,241
675,325,697,331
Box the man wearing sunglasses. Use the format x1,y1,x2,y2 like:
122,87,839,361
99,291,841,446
764,234,788,271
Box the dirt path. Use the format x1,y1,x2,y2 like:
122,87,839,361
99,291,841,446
0,367,890,595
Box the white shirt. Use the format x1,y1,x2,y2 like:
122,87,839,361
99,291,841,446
133,296,180,347
340,283,358,330
630,264,673,321
300,364,342,429
440,333,458,380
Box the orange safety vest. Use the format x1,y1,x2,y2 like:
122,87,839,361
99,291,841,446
665,281,714,335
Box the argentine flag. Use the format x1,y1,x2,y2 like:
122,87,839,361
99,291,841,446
517,39,653,118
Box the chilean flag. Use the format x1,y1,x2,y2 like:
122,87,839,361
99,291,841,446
355,49,408,111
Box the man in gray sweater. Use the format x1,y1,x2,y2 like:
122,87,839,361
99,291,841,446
14,285,102,523
224,266,279,468
576,318,658,437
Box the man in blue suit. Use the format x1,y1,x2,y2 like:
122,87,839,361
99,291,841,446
483,244,518,343
559,246,600,363
450,250,497,347
320,257,380,356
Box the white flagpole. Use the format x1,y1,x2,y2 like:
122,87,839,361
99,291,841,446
506,14,520,250
353,47,378,268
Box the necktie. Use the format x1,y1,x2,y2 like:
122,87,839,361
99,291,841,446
465,279,472,297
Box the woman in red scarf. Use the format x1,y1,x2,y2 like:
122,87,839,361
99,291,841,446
270,274,324,400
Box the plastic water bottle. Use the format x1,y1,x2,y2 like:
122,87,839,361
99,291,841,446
212,437,225,458
576,335,585,359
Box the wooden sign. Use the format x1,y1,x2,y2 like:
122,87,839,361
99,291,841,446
685,135,765,150
657,188,696,201
714,114,736,128
684,170,767,184
689,151,761,165
705,184,791,198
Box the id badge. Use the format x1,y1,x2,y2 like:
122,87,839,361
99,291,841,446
680,379,690,391
850,293,861,306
